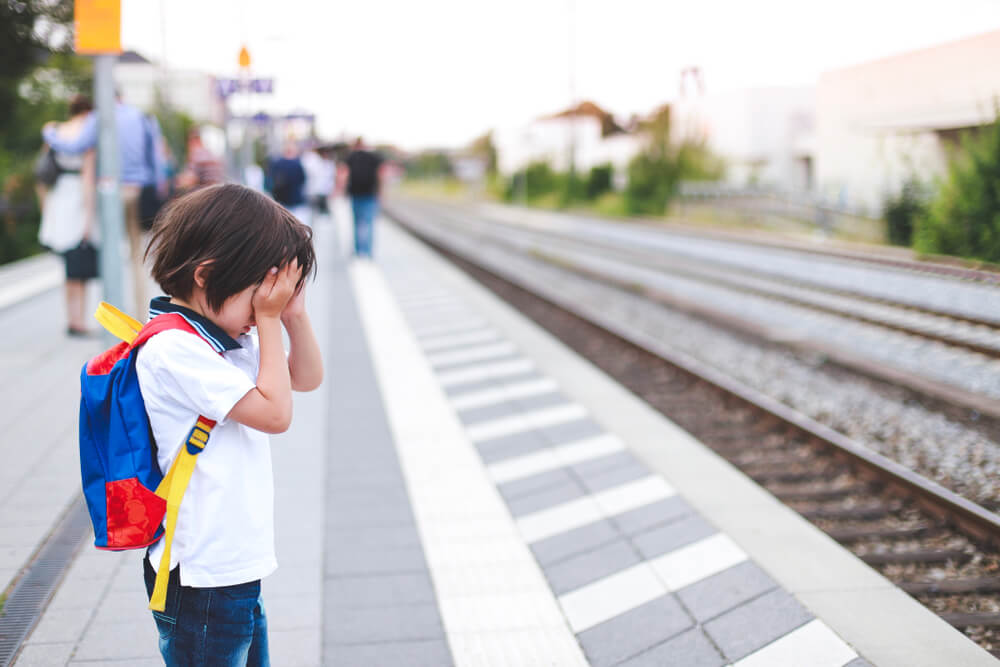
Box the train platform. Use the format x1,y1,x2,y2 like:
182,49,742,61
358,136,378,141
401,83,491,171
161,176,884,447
3,206,996,666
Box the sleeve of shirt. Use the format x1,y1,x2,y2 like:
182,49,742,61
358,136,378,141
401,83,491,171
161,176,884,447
137,330,256,424
43,114,98,154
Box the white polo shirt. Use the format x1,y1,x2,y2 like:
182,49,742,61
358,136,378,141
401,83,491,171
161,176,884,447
136,308,277,588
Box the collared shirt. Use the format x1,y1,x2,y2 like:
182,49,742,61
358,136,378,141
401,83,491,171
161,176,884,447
137,297,277,588
42,103,167,185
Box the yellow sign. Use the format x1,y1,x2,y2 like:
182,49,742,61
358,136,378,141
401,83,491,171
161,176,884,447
75,0,121,54
239,46,251,69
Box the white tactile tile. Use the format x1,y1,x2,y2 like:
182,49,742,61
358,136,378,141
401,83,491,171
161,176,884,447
448,629,589,666
516,496,605,544
452,378,560,412
427,341,519,368
732,619,858,667
422,329,503,353
413,318,489,339
465,403,588,442
650,533,749,591
592,475,676,517
351,262,586,667
438,359,536,387
558,562,667,633
487,433,624,484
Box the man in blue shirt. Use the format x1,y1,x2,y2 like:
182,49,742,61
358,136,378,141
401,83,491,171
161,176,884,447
43,97,167,317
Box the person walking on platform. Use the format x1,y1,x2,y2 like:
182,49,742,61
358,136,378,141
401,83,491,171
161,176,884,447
301,142,335,226
37,94,98,336
343,137,383,258
267,139,308,224
139,183,321,666
42,94,167,318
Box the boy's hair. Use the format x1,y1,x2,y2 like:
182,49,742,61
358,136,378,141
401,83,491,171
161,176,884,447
145,184,316,312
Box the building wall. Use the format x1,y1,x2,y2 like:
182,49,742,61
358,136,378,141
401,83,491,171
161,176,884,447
494,116,642,178
114,62,224,124
816,29,1000,213
672,86,815,191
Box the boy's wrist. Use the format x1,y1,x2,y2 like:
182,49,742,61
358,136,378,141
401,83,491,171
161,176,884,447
280,311,309,327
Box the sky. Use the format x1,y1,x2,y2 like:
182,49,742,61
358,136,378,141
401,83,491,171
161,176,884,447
121,0,1000,151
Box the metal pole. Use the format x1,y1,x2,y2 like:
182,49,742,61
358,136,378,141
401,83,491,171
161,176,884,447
94,54,126,346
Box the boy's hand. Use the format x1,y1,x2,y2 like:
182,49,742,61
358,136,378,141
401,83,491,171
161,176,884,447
281,283,307,323
253,260,302,319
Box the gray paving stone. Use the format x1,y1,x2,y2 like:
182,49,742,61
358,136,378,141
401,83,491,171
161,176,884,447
476,430,550,464
326,503,418,524
577,594,694,667
324,639,453,667
530,519,620,566
325,603,446,644
845,659,874,667
497,467,575,501
543,539,641,595
631,514,719,560
71,618,159,661
703,588,813,662
569,450,643,480
576,459,651,494
537,417,604,445
433,352,521,372
325,572,438,607
326,545,429,575
677,560,779,623
611,496,697,536
14,642,75,667
616,627,726,667
512,391,572,411
457,400,523,425
326,485,413,508
442,372,543,398
504,479,586,517
325,523,423,549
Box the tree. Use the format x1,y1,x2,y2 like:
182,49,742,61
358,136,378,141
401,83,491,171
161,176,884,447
915,116,1000,262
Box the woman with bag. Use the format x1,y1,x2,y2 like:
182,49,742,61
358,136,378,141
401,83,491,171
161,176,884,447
37,94,98,337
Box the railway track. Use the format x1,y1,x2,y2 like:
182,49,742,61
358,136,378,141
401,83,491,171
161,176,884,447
396,197,1000,418
387,203,1000,657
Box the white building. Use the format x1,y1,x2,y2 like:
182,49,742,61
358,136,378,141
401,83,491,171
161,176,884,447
816,29,1000,213
114,51,225,125
671,85,815,191
493,102,643,179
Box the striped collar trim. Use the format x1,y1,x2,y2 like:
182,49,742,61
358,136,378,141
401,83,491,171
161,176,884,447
148,296,242,352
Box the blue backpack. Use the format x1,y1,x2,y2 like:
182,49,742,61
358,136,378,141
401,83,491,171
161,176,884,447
79,303,216,611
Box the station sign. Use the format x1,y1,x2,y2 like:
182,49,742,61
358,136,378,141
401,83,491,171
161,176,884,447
75,0,121,54
216,78,274,98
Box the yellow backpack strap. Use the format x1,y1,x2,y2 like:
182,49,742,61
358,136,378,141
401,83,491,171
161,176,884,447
94,302,143,344
148,416,215,612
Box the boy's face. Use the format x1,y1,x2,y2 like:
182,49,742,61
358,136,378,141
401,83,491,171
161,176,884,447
212,283,258,339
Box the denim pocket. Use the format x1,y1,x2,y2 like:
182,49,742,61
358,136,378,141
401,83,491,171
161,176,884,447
216,580,261,602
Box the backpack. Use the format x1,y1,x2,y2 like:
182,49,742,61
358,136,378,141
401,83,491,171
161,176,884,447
34,147,63,186
79,302,217,612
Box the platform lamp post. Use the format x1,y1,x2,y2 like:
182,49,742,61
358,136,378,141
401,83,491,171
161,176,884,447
75,0,125,346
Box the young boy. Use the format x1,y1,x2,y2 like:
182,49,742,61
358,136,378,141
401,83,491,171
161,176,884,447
136,183,322,666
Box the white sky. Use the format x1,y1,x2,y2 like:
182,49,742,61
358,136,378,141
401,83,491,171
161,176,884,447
121,0,1000,151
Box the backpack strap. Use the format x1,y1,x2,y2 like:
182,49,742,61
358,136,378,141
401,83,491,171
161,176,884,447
92,303,222,613
148,415,216,611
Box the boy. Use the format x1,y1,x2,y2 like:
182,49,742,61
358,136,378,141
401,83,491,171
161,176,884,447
136,184,322,666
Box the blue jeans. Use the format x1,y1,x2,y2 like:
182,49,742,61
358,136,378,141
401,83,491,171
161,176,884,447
143,559,270,667
351,195,378,257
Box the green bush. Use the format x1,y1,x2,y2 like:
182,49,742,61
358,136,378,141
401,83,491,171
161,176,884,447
505,161,562,202
584,163,613,200
883,179,927,246
915,117,1000,261
624,153,678,215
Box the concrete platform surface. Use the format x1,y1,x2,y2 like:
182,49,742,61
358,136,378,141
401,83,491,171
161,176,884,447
3,204,996,666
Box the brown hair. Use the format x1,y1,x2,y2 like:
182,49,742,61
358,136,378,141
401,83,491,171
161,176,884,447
145,184,316,312
69,94,93,117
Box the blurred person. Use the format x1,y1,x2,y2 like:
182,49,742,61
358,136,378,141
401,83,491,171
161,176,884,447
342,137,383,258
42,93,168,318
38,94,98,336
301,142,335,225
267,139,307,223
175,128,225,191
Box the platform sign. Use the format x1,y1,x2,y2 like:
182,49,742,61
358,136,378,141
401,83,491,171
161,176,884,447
216,78,274,98
74,0,121,54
